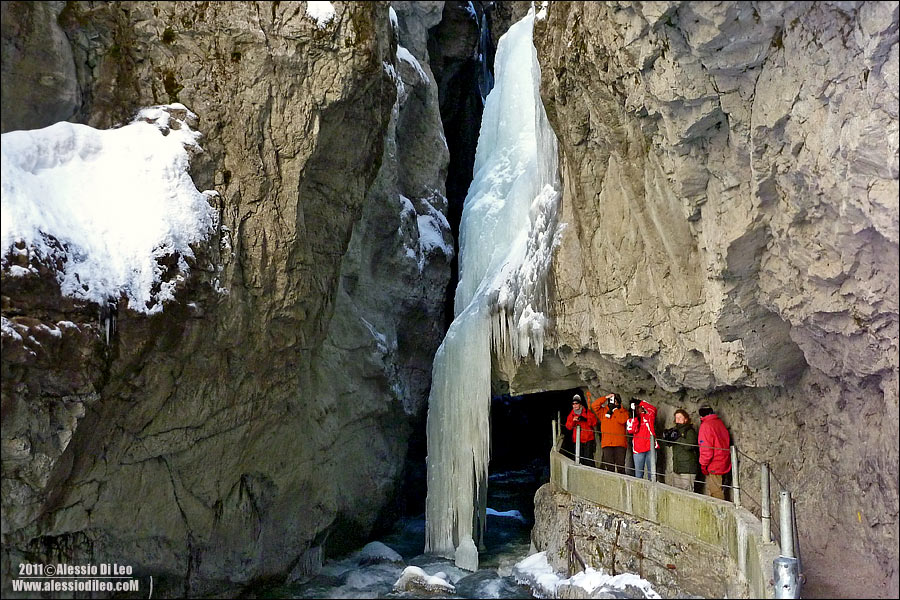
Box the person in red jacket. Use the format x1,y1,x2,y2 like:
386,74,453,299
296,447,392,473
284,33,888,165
698,406,731,500
626,399,658,480
566,394,598,467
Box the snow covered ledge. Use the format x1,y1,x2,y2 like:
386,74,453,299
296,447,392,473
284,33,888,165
1,104,218,317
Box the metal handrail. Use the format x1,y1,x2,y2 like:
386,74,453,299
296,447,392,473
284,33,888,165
553,414,802,598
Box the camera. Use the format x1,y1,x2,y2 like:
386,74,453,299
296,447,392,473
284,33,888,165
663,428,680,442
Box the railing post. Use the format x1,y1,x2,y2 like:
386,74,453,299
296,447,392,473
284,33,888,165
649,435,657,482
774,490,800,598
557,413,562,451
761,463,771,542
552,419,557,450
780,491,794,558
731,445,741,508
575,426,581,465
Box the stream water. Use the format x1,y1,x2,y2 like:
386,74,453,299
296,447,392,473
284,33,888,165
262,466,545,599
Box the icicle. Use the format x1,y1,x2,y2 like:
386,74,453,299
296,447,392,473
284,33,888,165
425,8,563,572
99,298,117,346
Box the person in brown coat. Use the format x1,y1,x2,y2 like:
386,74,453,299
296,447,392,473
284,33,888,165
592,393,629,473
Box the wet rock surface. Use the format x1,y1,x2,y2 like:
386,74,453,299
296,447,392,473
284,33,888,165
515,2,898,597
1,1,450,596
2,2,897,598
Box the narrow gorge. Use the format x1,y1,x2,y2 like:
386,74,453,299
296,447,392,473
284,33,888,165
1,2,897,599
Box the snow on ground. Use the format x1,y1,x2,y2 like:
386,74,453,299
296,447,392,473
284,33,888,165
1,104,216,314
416,198,453,260
514,551,661,599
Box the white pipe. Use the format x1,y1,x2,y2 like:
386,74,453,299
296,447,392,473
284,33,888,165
731,446,741,508
762,463,771,542
575,426,581,465
780,490,794,558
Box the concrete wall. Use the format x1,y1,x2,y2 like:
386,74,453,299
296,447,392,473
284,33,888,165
538,448,783,598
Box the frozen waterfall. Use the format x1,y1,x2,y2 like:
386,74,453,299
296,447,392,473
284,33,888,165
424,9,563,571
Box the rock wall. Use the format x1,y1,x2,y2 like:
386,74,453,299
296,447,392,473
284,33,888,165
1,1,450,596
531,483,744,599
513,2,898,598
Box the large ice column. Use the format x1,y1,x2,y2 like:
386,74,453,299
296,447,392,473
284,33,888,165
424,9,562,571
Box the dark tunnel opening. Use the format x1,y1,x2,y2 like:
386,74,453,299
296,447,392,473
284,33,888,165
489,387,586,475
481,386,585,553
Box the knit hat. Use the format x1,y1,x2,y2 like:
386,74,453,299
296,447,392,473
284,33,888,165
698,406,714,418
572,394,582,404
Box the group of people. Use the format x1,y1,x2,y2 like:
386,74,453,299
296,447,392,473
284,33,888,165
565,392,732,500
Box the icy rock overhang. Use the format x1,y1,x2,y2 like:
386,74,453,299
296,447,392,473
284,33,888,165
0,104,218,315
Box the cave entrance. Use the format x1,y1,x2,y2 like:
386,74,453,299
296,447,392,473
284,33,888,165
480,387,583,559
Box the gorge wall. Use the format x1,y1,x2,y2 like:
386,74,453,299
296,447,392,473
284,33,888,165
507,2,897,598
2,2,898,599
2,1,452,596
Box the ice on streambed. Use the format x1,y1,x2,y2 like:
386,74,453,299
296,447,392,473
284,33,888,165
393,566,456,594
298,545,468,599
486,507,528,523
358,541,403,564
513,552,662,599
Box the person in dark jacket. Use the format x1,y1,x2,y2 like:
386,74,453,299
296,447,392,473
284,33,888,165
698,405,731,500
566,395,598,467
661,409,699,492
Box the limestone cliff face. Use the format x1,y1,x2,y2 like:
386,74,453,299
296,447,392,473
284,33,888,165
1,1,450,595
524,2,898,597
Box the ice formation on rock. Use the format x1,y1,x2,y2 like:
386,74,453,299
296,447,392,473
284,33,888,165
424,9,562,571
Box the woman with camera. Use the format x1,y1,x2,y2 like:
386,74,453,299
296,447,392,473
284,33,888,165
661,409,699,492
591,393,629,473
626,399,658,480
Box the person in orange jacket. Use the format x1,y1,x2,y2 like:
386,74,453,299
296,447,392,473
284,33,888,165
591,393,629,473
566,394,598,466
